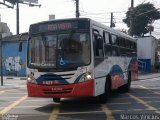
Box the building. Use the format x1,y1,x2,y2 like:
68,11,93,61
137,36,158,72
0,17,12,38
1,33,28,77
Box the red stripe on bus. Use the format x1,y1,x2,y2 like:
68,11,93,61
27,80,94,98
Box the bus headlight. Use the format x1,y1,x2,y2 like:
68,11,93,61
27,74,37,84
27,77,31,81
86,74,92,79
79,72,93,83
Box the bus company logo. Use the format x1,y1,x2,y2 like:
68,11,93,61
51,88,63,91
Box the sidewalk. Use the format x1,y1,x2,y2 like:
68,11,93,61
138,72,160,80
0,76,26,88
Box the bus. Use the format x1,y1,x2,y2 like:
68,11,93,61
26,18,138,103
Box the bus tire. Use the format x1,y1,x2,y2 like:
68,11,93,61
119,72,131,92
53,98,61,103
98,77,111,104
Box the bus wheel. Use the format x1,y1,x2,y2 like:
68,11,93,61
98,78,111,104
119,72,131,92
53,98,61,103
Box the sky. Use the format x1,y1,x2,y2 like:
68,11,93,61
0,0,160,38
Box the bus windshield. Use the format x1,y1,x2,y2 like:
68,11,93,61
28,32,90,69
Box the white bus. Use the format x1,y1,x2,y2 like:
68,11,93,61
26,18,138,103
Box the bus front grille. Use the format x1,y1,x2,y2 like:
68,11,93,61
43,88,72,94
40,73,75,81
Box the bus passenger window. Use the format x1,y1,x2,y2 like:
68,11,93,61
111,35,117,45
103,32,110,44
112,46,119,56
104,44,112,56
93,34,104,57
119,48,127,56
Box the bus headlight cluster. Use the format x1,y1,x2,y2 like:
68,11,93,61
27,74,37,84
79,72,93,83
86,74,92,79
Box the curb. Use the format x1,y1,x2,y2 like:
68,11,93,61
3,77,27,80
137,76,160,81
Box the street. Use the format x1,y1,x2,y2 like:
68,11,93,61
0,74,160,120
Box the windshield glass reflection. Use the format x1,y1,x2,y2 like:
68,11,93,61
28,32,90,69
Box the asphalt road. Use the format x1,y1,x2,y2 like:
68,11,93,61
0,76,160,120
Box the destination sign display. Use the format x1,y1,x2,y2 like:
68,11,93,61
29,19,90,34
39,22,78,32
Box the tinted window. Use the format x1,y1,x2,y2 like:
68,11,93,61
111,35,117,45
104,44,112,56
104,32,110,44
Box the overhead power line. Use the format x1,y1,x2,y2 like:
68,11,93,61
0,2,13,8
80,10,126,16
135,8,160,17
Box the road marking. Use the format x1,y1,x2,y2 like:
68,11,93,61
0,91,5,94
127,93,157,111
49,104,60,120
16,106,43,108
58,111,103,115
101,104,115,120
4,93,27,95
26,99,49,102
0,95,27,116
139,77,160,81
107,102,131,105
139,85,160,95
0,97,23,98
138,85,148,89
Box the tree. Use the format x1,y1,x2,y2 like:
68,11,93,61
123,2,160,36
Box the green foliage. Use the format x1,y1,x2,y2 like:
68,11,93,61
123,2,160,36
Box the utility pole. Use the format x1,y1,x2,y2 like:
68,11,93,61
110,12,113,28
2,0,41,35
15,0,41,35
129,0,134,36
74,0,79,18
0,1,14,86
16,1,19,34
131,0,134,8
0,34,3,86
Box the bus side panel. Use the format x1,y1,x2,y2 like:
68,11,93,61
105,57,126,89
93,54,136,96
93,57,128,95
128,58,138,81
94,58,109,96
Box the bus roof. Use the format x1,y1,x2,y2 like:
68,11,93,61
30,18,136,42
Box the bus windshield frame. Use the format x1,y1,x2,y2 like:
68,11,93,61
27,30,91,71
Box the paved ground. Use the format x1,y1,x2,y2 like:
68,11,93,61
0,73,159,120
138,72,160,80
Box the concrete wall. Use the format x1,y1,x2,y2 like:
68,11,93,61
137,36,157,66
2,41,27,77
1,34,27,77
137,36,158,73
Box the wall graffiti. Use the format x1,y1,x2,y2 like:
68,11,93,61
2,41,27,77
4,56,26,76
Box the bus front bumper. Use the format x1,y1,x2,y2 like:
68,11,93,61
27,80,94,98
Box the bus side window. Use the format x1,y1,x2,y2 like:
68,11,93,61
111,46,120,56
104,44,112,56
103,32,111,44
111,35,117,45
93,34,104,57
